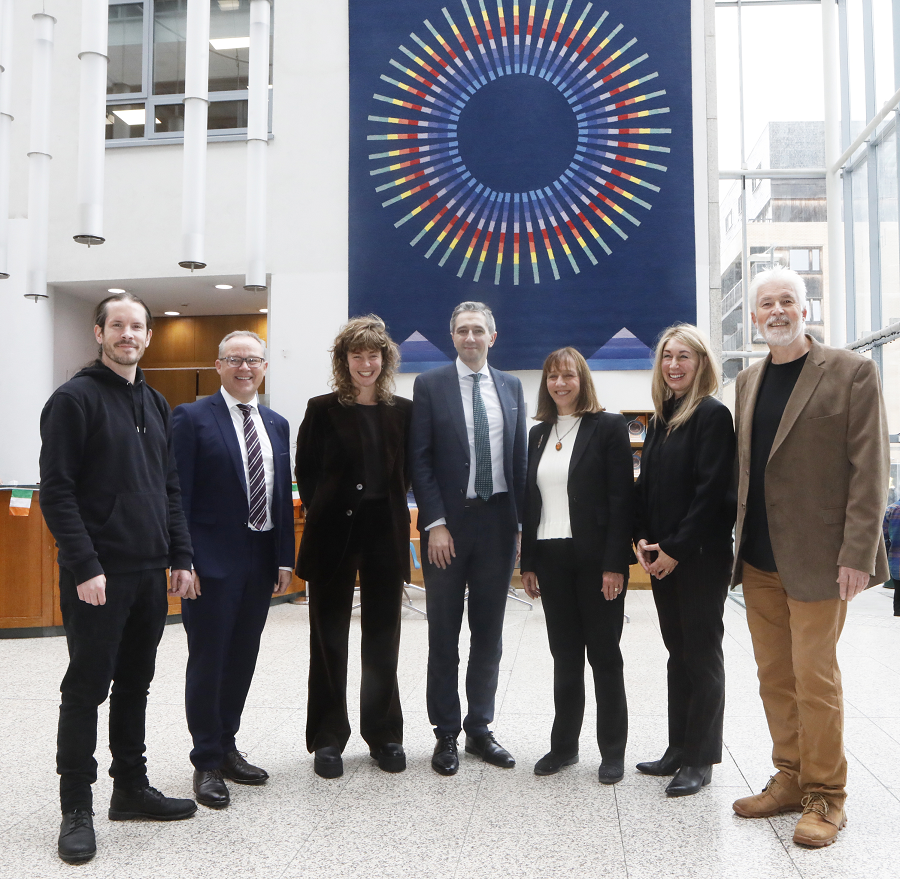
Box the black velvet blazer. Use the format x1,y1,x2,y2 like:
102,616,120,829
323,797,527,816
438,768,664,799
634,395,736,563
294,393,413,584
520,411,634,576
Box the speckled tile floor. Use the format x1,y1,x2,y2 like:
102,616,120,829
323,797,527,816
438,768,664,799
0,586,898,878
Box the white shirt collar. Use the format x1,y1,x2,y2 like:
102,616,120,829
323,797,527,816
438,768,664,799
455,356,490,379
220,385,259,410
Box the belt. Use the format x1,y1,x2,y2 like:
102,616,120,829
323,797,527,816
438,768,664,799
463,491,508,509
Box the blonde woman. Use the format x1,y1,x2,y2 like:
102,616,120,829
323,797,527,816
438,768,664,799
634,324,736,797
295,316,412,778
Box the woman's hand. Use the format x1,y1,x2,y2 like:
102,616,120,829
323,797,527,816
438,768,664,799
635,539,653,574
644,544,679,580
521,571,540,599
602,571,624,601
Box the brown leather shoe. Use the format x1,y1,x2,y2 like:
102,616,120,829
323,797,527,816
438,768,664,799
793,794,846,847
733,773,804,818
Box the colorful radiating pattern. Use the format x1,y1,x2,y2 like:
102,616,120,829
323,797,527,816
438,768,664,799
367,0,671,284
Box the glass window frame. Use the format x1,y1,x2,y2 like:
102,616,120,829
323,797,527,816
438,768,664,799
106,0,273,147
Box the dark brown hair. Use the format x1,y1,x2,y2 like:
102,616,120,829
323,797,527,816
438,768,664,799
331,315,400,406
534,347,602,422
94,292,153,331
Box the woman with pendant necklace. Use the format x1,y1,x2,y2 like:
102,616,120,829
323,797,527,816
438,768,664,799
520,347,634,784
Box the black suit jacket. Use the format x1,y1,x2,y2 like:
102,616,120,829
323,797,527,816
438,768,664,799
409,363,527,534
172,392,295,581
294,393,413,584
634,395,736,563
520,412,634,575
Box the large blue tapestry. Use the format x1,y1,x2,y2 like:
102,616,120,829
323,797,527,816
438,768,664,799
349,0,696,370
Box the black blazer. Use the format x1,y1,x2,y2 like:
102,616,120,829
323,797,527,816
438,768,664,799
295,393,413,584
634,395,736,563
520,412,634,576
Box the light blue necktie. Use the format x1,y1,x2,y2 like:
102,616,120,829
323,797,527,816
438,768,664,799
472,374,493,501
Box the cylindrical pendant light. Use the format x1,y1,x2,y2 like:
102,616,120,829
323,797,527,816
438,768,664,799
26,13,55,302
244,0,270,292
180,0,210,270
0,0,15,280
74,0,109,246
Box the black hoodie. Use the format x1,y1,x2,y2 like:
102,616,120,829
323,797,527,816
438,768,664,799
39,361,193,584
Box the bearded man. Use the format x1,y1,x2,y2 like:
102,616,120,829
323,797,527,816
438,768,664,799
730,266,889,847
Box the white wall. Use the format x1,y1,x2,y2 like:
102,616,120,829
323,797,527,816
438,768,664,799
52,288,98,389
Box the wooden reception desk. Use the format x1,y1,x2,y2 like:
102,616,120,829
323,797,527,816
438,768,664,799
0,489,306,637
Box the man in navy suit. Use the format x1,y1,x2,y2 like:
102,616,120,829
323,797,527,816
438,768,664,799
410,302,527,775
172,331,295,808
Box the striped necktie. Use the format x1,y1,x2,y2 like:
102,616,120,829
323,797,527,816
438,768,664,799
472,373,493,502
237,403,268,530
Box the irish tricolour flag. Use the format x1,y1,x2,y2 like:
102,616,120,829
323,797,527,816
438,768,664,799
9,489,33,517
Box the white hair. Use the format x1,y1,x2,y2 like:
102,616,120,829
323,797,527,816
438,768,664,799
748,265,807,315
218,330,267,359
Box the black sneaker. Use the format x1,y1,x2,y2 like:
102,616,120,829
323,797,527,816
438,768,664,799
58,809,96,863
108,785,197,821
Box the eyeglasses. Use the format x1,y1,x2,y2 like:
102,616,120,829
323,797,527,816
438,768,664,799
221,356,265,368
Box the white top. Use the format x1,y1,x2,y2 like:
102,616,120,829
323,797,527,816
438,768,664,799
220,386,275,532
536,414,582,541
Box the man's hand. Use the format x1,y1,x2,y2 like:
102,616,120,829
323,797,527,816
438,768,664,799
602,571,625,601
274,569,293,596
635,539,652,574
516,531,522,563
427,524,456,569
837,565,869,601
521,571,540,599
169,569,194,599
76,574,107,606
644,544,679,580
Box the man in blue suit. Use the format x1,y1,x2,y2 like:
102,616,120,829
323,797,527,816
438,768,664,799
172,331,295,808
410,301,527,775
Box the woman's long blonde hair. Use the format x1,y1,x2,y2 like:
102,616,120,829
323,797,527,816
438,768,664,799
650,324,720,432
330,315,400,406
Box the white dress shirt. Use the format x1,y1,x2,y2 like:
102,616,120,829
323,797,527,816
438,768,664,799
425,357,508,531
535,414,582,541
220,386,275,532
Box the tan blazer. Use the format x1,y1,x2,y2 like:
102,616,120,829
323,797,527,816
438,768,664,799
732,336,889,601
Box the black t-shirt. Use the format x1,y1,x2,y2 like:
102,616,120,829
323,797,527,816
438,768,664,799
356,404,388,500
743,353,808,571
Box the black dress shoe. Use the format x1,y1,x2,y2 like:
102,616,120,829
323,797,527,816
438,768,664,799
193,769,230,809
58,809,96,863
222,750,269,785
598,760,625,785
464,732,516,768
370,743,407,773
432,734,459,776
534,751,579,776
314,746,343,779
666,764,713,797
108,785,197,821
636,745,684,777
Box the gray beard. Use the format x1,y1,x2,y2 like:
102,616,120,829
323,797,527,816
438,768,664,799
761,319,805,348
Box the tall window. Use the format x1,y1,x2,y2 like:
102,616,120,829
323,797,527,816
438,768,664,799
106,0,273,143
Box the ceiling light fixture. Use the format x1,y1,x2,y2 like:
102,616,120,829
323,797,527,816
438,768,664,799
215,284,233,290
108,287,126,293
209,37,250,51
259,308,268,314
164,311,181,316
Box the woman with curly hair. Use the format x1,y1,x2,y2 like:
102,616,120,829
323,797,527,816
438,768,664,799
295,315,413,778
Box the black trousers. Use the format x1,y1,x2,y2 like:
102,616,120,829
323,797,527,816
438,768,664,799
306,499,404,752
182,528,276,770
534,539,628,761
57,567,168,812
422,493,517,739
650,548,731,765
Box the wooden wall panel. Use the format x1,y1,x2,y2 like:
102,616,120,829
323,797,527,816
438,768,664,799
0,505,46,625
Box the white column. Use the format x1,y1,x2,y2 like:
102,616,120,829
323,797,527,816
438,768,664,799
74,0,109,246
180,0,210,270
26,12,55,302
0,0,15,279
244,0,270,291
823,0,846,346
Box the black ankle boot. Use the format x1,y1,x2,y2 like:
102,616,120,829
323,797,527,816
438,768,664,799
665,765,712,797
636,746,683,776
